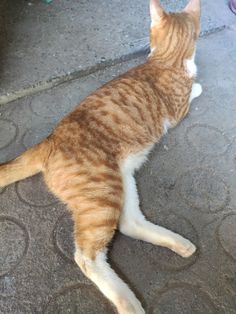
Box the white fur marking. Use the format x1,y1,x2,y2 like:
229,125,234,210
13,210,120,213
119,168,196,258
74,247,145,314
185,51,197,78
148,46,156,57
121,146,153,174
163,118,172,134
189,83,202,103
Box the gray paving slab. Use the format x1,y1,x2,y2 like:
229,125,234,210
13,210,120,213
0,0,235,104
0,24,236,314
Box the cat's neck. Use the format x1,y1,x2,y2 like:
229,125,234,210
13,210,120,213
148,54,186,71
143,55,194,124
148,46,194,73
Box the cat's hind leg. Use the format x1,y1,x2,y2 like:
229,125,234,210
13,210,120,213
119,172,196,258
45,157,145,314
74,246,144,314
71,181,145,314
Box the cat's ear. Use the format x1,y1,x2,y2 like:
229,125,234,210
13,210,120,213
150,0,164,26
184,0,200,16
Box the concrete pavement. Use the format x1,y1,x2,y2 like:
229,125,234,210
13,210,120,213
0,1,236,313
0,0,235,104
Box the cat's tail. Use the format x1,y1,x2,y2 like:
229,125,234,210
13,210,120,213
0,139,51,188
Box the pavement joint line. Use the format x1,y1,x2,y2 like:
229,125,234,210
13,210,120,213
0,24,231,107
0,46,149,106
200,25,226,37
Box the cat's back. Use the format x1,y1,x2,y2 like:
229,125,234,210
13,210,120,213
51,59,190,160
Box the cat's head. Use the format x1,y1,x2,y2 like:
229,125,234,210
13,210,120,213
149,0,200,62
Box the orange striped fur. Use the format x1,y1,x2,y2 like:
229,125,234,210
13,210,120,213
0,1,201,313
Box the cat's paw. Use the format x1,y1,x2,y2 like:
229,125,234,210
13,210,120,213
192,83,202,98
179,241,196,258
172,238,197,258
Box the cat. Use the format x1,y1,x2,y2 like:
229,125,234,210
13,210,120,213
0,0,202,313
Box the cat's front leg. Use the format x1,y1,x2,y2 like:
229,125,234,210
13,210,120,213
119,172,196,258
189,83,202,103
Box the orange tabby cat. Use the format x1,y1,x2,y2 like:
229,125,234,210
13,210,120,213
0,0,202,313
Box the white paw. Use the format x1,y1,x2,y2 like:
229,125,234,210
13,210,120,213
172,237,197,258
192,83,202,98
117,298,145,314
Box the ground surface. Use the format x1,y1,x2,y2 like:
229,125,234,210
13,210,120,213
0,1,236,314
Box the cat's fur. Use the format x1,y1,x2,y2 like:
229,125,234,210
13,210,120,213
0,0,202,313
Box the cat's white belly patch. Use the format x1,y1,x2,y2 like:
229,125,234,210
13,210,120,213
121,146,153,174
